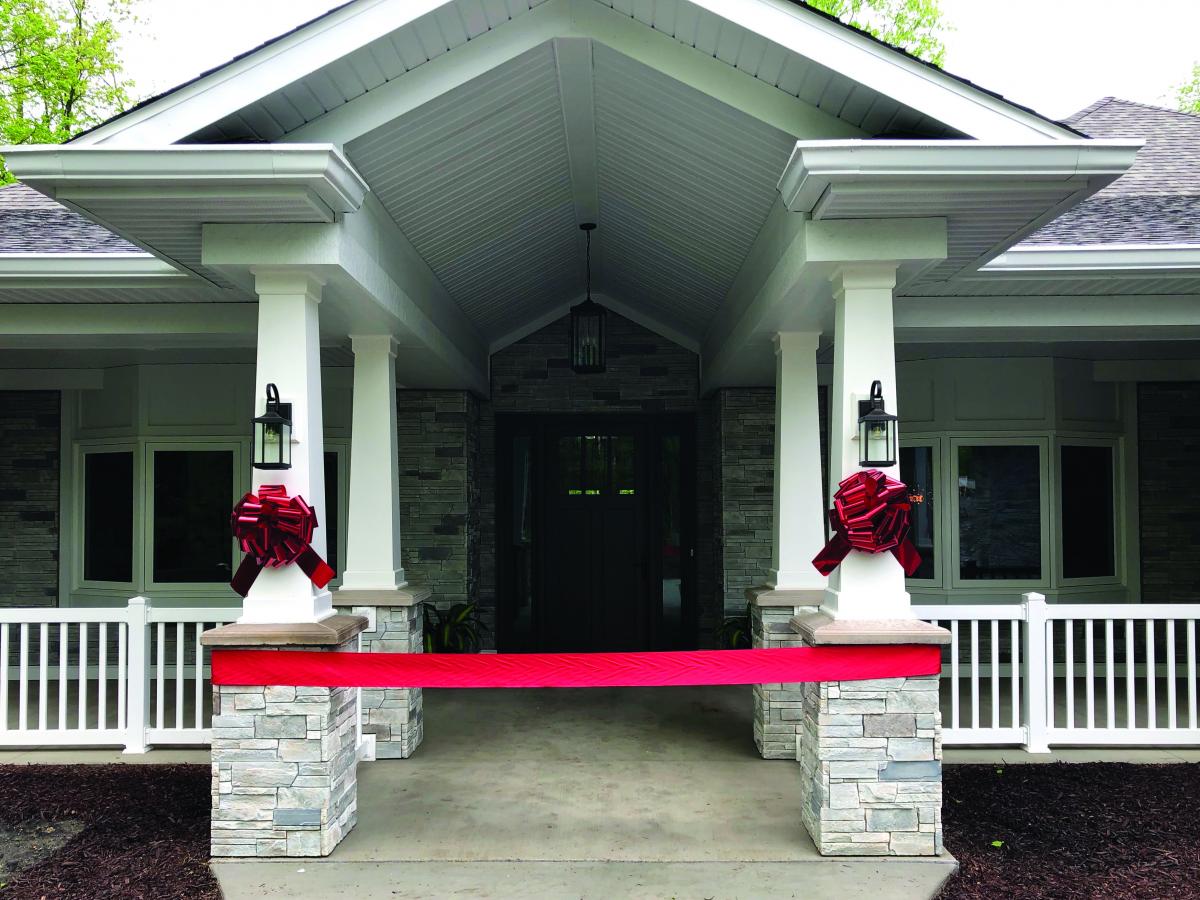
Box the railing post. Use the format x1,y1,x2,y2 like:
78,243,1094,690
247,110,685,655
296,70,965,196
123,596,151,754
1022,592,1051,754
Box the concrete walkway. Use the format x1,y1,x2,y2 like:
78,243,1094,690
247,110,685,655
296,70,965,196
214,686,957,899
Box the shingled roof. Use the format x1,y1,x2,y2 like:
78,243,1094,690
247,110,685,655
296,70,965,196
1022,98,1200,246
0,183,141,254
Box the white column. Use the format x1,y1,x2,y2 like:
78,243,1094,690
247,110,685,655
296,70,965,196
341,335,407,591
822,263,911,620
241,271,333,625
768,331,827,591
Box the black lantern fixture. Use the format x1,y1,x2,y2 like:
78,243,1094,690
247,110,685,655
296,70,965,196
569,222,606,374
252,383,292,470
858,380,898,468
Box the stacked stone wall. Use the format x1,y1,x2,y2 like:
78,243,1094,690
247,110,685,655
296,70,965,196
0,391,59,607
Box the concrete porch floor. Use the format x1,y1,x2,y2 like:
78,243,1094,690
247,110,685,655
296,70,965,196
214,685,957,899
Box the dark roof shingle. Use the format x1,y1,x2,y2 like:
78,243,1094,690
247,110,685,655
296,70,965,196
0,183,141,254
1024,98,1200,246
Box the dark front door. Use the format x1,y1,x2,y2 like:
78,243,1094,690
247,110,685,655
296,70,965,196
542,427,648,651
496,415,696,652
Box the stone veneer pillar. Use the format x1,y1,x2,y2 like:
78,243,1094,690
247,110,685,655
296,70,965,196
203,615,367,858
335,586,430,759
793,612,949,857
748,587,821,759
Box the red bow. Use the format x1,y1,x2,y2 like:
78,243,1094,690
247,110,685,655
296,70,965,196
230,485,335,598
812,470,922,577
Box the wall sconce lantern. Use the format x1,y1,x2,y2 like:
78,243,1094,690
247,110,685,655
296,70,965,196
570,222,606,374
858,380,898,468
252,383,292,470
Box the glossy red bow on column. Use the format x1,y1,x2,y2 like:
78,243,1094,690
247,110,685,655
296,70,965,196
230,485,335,598
812,469,922,577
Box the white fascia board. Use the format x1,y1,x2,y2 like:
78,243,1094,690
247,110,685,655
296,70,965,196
2,145,368,214
0,253,186,282
682,0,1078,141
983,244,1200,274
777,140,1144,214
70,0,428,147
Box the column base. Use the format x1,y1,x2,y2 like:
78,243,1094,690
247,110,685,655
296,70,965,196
204,616,368,859
335,585,431,760
747,587,822,760
793,612,950,857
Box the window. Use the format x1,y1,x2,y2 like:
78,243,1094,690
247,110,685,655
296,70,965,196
957,444,1043,581
83,451,134,583
899,445,937,581
152,450,234,583
323,451,340,575
1060,444,1116,579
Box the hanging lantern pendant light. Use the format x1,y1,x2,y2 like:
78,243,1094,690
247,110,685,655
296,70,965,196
570,223,606,374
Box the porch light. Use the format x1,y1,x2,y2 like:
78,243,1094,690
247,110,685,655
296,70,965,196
252,383,292,470
858,380,898,468
570,222,605,374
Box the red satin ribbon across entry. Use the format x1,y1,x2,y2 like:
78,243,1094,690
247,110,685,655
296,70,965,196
211,645,942,689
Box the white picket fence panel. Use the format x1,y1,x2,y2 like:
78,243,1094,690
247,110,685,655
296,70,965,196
914,593,1200,751
0,598,237,752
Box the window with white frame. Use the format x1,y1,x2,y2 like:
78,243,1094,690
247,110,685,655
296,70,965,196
901,434,1122,593
75,440,348,598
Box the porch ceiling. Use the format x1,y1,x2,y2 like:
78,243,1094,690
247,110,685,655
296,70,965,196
345,40,798,342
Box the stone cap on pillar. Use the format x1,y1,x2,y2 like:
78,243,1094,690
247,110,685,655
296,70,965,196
791,611,950,645
746,585,825,608
333,585,432,608
200,614,368,647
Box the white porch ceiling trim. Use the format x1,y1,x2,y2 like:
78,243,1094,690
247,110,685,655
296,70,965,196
0,253,187,286
982,244,1200,275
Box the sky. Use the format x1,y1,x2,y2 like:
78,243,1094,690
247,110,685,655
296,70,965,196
119,1,1200,122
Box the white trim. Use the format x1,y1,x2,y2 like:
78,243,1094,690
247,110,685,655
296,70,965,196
777,139,1143,215
0,254,187,285
983,244,1200,274
64,0,1074,148
2,145,369,216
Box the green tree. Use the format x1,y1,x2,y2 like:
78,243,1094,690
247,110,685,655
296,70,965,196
0,0,132,182
1176,63,1200,115
807,0,948,67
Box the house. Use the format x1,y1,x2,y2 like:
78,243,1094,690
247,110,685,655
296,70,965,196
0,0,1196,862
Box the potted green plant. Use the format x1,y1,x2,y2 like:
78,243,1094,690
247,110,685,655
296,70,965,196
422,601,489,653
714,603,753,649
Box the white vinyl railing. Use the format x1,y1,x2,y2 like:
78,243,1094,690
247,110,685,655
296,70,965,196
914,593,1200,751
0,598,237,752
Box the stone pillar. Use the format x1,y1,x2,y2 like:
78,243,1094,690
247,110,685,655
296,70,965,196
335,587,430,759
793,613,949,857
204,616,367,858
749,588,819,759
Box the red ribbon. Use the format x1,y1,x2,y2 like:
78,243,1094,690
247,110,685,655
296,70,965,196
212,645,942,688
812,469,922,577
230,485,335,597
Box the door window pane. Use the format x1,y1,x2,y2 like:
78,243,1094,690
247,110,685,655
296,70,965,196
958,445,1042,581
84,452,133,582
899,446,936,580
660,434,683,648
1061,445,1115,579
558,436,582,496
583,435,606,496
153,450,233,583
612,435,636,496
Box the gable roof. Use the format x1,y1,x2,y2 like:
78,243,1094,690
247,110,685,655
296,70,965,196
72,0,1078,146
1022,98,1200,246
0,183,140,254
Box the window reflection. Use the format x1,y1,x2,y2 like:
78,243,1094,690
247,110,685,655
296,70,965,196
958,445,1041,581
899,446,936,580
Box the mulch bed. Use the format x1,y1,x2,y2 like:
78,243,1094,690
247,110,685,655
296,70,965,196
940,763,1200,899
0,764,217,900
0,762,1196,898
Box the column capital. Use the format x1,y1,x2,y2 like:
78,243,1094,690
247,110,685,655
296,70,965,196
772,331,820,356
830,262,898,296
349,334,400,358
251,268,325,300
